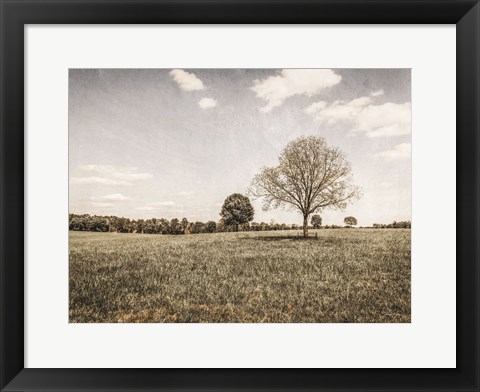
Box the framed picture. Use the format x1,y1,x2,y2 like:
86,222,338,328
1,0,478,391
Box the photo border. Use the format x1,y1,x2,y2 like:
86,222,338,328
1,1,479,391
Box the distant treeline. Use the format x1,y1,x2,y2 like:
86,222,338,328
69,214,411,234
323,221,411,229
69,214,306,234
371,221,411,229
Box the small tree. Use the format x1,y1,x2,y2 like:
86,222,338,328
205,220,217,233
170,218,183,234
344,216,357,227
192,221,206,234
217,219,226,232
251,222,260,231
220,193,255,232
311,214,322,229
159,218,170,234
180,218,189,233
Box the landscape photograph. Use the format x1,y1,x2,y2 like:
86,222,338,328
69,68,411,323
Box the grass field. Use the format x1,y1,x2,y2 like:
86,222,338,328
69,229,411,323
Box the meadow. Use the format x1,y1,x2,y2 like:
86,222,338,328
69,229,411,323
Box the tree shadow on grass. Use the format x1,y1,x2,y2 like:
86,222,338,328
240,235,320,242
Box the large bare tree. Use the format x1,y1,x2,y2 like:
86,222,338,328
249,136,360,237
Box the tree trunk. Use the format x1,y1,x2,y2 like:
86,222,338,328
303,215,308,238
235,223,239,232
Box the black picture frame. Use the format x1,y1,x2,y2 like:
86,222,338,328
1,1,479,391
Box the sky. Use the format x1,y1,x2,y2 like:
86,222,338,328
69,68,411,226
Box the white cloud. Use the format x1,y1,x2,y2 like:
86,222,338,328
169,69,204,91
136,201,176,212
356,102,411,137
91,202,114,208
178,191,194,196
71,165,153,186
78,164,113,172
92,193,132,201
149,201,175,207
370,89,384,97
375,143,411,161
135,200,177,213
304,101,328,115
136,206,155,211
70,176,131,186
251,69,342,113
305,94,411,138
198,97,217,109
